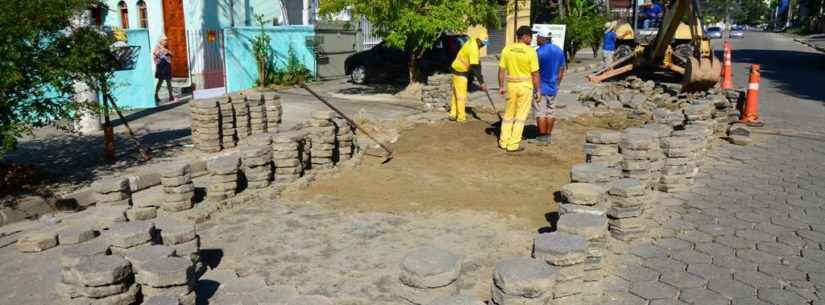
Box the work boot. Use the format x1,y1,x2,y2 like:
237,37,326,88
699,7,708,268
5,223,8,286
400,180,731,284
448,116,457,122
536,135,549,146
506,147,525,153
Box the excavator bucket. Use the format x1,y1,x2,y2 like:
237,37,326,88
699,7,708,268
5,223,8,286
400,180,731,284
681,56,721,92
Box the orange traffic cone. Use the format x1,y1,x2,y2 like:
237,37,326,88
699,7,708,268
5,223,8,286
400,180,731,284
739,64,764,127
721,41,733,90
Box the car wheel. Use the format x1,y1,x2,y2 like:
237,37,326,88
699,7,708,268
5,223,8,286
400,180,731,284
351,66,367,84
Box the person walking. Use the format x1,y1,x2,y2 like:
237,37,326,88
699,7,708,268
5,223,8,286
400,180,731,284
497,26,540,153
533,30,566,146
449,34,489,122
602,22,617,66
153,37,176,103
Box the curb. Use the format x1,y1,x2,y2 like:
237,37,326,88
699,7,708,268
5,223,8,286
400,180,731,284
794,38,825,53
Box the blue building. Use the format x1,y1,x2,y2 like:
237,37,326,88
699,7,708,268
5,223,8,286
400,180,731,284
90,0,320,108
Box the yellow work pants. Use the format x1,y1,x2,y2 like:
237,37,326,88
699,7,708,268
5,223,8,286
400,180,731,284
499,82,534,150
449,75,469,122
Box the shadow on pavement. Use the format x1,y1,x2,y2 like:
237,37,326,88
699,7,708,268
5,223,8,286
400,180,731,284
4,128,191,189
729,49,825,102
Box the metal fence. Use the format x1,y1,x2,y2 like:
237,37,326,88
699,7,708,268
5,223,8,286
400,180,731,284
359,18,383,50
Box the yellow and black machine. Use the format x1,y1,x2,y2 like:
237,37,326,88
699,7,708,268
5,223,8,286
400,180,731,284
588,0,721,91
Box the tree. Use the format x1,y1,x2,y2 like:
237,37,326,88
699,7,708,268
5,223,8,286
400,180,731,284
0,0,111,156
734,0,771,25
319,0,500,84
553,0,607,61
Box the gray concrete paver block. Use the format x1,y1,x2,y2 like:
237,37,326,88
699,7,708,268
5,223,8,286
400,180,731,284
533,232,588,266
735,230,776,243
630,280,679,300
672,249,713,265
716,235,756,249
73,255,132,287
17,230,59,252
614,264,661,282
696,242,735,257
655,238,693,251
605,292,648,305
733,270,782,289
642,258,688,273
138,256,192,287
708,278,757,300
736,249,780,264
660,271,707,289
630,244,669,259
757,288,808,305
757,263,807,281
679,288,730,305
106,221,154,248
400,247,462,289
687,263,732,281
492,257,557,298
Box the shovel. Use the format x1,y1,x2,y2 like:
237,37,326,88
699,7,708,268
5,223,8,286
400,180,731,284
483,89,503,122
300,83,394,163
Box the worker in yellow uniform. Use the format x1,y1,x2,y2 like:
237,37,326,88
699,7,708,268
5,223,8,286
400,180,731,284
449,34,489,122
498,26,541,153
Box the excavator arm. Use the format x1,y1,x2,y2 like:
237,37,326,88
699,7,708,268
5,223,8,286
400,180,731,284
587,0,720,91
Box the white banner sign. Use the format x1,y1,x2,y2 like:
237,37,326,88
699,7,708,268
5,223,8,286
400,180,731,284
531,24,566,50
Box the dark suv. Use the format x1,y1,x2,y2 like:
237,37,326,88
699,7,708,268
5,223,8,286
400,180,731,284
345,34,469,84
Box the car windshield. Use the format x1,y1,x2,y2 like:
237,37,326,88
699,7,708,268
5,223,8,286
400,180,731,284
707,27,721,32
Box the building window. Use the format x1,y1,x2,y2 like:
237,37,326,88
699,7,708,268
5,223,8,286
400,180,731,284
137,1,148,28
118,1,129,29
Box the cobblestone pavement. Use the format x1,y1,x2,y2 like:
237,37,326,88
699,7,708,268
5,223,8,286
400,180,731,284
604,32,825,305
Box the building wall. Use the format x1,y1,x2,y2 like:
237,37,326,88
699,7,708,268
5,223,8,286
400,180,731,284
182,0,284,31
103,0,166,55
223,26,317,93
110,29,157,109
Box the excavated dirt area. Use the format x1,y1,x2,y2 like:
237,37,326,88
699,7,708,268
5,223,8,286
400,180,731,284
287,112,637,230
196,111,641,304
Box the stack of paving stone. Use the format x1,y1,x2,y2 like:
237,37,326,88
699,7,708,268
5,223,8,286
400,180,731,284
206,155,240,201
264,92,282,130
135,254,196,305
533,232,591,304
160,162,194,212
56,254,139,305
641,123,672,184
558,183,609,216
556,213,608,293
154,217,202,275
241,135,274,190
245,91,268,135
308,111,337,169
683,99,716,131
490,257,557,305
619,130,660,188
231,93,250,141
107,220,155,256
92,177,132,207
190,98,222,153
584,130,622,169
398,247,461,305
332,115,355,162
607,178,649,241
218,97,237,149
421,74,451,112
727,123,752,145
658,131,701,192
272,131,307,184
651,107,686,127
570,163,620,189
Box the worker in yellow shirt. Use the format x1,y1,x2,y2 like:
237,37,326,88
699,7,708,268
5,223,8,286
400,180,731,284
498,26,541,153
449,34,489,122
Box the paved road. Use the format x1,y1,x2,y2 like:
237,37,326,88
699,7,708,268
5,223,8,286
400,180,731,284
606,32,825,305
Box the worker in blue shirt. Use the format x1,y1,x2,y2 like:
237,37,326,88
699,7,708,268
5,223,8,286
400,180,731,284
602,21,617,66
643,0,663,29
533,30,566,146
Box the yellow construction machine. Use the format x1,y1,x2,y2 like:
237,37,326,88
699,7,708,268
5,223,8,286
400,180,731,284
587,0,721,91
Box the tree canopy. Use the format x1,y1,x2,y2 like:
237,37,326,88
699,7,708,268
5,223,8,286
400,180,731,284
319,0,501,82
0,0,113,156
